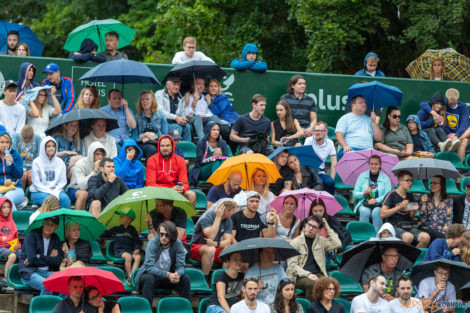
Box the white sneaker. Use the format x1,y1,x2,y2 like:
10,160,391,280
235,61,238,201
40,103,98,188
439,139,452,151
451,139,461,152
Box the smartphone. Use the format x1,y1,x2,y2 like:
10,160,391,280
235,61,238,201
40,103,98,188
177,182,183,188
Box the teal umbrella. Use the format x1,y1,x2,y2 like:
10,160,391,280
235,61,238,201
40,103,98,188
98,187,197,233
24,209,107,242
63,19,136,53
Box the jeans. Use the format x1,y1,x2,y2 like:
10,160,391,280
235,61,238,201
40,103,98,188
358,204,383,233
168,123,191,141
139,272,191,305
31,191,71,209
138,142,158,159
188,115,221,140
0,187,25,211
21,270,54,295
239,144,275,156
319,173,335,195
424,127,448,146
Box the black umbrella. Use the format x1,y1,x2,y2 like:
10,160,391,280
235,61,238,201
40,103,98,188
219,237,299,262
45,109,119,137
340,238,421,282
163,60,226,92
460,281,470,301
410,258,470,288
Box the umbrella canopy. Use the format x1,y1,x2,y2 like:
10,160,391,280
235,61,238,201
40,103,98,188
268,145,323,171
391,158,460,180
79,59,160,87
45,108,119,137
207,153,281,190
24,209,106,242
460,281,470,302
164,60,226,91
410,258,470,288
219,237,299,262
63,19,136,53
0,21,44,56
335,149,399,187
43,267,125,295
339,238,421,281
347,81,403,110
406,48,470,81
98,187,197,232
270,188,342,219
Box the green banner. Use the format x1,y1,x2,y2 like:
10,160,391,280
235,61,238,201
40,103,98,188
1,55,469,127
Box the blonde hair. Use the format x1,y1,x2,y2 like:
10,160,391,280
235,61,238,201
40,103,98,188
445,88,460,103
76,86,100,109
136,91,158,114
207,79,222,96
39,195,60,213
65,221,80,241
430,59,445,80
0,134,11,148
21,125,34,140
183,37,196,46
461,231,470,265
250,168,270,199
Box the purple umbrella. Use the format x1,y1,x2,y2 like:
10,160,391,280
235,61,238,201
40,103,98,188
335,149,398,187
269,188,342,220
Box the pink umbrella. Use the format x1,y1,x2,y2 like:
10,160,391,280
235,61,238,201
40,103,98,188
270,188,342,220
334,149,398,187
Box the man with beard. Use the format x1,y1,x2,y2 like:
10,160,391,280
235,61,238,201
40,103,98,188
206,170,243,208
351,274,389,313
0,30,19,55
388,275,424,313
230,278,270,313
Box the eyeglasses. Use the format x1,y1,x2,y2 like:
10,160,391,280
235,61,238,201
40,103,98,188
159,232,170,238
314,129,326,133
281,278,295,283
391,114,401,119
436,271,449,277
384,254,399,259
305,223,319,230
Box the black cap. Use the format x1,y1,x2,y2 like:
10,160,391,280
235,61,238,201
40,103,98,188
4,80,17,89
166,76,181,82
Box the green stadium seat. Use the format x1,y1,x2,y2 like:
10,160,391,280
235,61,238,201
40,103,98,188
187,257,202,266
177,141,197,160
211,268,227,290
7,264,31,290
97,266,132,292
465,154,470,167
326,257,339,269
13,210,33,233
334,195,356,217
334,298,351,313
297,298,311,312
186,218,195,239
90,241,106,263
105,240,125,263
408,179,427,194
427,178,463,195
194,189,207,211
461,177,470,192
334,174,353,191
185,268,212,293
29,295,63,313
346,221,375,243
118,296,152,313
328,126,337,143
198,298,210,313
436,151,470,171
329,271,363,295
157,296,193,313
227,145,234,157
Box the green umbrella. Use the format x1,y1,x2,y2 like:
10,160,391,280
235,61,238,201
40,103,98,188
24,209,107,242
98,187,197,233
63,19,136,53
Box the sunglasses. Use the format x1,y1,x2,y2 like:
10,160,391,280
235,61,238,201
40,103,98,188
159,232,170,238
281,277,295,283
391,114,401,119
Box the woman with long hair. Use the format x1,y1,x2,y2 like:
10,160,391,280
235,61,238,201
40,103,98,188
270,277,303,313
287,154,323,191
53,120,85,179
271,100,303,147
29,195,60,225
375,106,413,159
274,195,301,242
430,58,446,80
15,43,30,56
308,277,345,313
75,86,100,110
418,175,453,241
205,78,239,124
27,88,61,138
60,221,91,270
85,286,121,313
132,91,168,159
249,168,275,224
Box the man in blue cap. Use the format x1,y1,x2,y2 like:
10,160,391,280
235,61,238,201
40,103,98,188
41,63,75,113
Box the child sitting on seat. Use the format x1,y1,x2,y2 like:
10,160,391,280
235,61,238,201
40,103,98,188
0,197,20,280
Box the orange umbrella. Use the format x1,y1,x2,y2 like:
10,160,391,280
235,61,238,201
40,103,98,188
207,153,282,190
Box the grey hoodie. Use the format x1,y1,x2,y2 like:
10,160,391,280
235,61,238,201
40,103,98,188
69,142,107,190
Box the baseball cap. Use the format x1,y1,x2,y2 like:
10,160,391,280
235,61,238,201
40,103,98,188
3,80,17,89
116,207,136,221
168,128,182,140
43,63,60,74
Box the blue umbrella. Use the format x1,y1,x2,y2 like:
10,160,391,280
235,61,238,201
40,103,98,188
0,21,44,56
79,59,161,93
268,145,323,170
347,81,403,110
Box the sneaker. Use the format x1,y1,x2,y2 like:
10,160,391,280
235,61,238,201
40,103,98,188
439,139,452,151
451,139,461,152
126,278,131,286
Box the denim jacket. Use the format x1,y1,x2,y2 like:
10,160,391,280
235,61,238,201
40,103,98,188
132,111,168,142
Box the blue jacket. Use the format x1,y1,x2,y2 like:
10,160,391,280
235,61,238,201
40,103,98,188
113,138,144,189
131,111,168,142
208,93,240,124
353,170,391,212
406,114,435,154
419,99,469,137
230,43,267,72
354,52,385,77
42,76,75,113
424,238,461,262
11,132,42,170
16,62,39,100
0,129,24,188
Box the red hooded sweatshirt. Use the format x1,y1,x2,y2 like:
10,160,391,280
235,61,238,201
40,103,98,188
0,197,20,248
145,135,190,191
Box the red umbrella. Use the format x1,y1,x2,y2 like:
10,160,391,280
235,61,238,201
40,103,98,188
43,267,125,295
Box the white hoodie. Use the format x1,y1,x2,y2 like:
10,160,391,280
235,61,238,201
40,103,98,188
30,136,67,198
69,142,108,190
377,222,396,238
83,132,117,158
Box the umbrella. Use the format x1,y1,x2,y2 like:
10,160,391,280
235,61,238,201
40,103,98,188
460,281,470,301
391,158,460,180
335,149,399,187
24,209,107,242
79,59,161,94
63,19,136,53
347,81,403,110
207,153,281,190
98,186,197,233
268,145,323,171
406,48,470,81
45,108,119,137
339,238,421,281
270,188,342,219
163,60,226,91
410,258,470,288
219,237,299,262
0,21,44,56
43,267,125,295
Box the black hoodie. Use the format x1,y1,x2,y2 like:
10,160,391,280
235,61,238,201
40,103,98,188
69,39,106,63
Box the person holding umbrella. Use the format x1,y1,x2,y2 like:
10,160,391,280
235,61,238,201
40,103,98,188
52,276,96,313
85,286,121,313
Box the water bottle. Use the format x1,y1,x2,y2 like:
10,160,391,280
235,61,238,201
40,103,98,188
370,186,376,199
4,148,12,166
